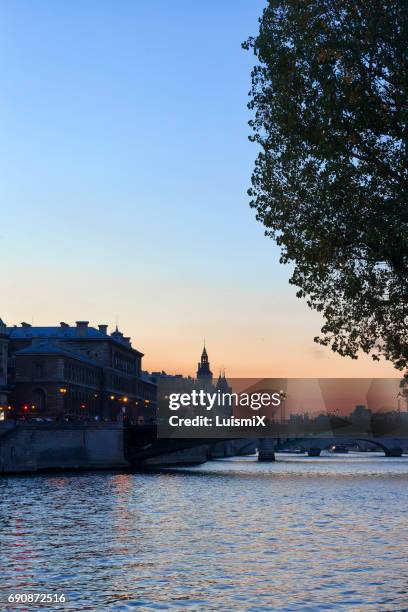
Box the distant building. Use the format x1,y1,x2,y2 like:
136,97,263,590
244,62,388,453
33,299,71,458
196,344,213,383
215,370,231,394
152,344,232,418
0,319,156,423
154,344,228,392
351,404,372,421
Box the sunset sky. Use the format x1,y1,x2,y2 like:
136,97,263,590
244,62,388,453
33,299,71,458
0,0,398,379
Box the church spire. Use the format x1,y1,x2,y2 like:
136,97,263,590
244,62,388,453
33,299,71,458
197,341,212,381
215,368,231,394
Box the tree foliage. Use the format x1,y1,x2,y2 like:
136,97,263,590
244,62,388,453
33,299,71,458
243,0,408,369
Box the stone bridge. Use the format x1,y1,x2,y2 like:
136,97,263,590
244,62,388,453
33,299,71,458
258,436,408,460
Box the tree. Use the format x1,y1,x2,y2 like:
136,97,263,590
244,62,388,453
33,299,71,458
243,0,408,369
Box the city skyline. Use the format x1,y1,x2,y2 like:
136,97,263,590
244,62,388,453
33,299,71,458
0,317,402,387
0,1,398,379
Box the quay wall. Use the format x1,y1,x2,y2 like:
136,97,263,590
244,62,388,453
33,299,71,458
0,422,257,473
0,422,128,473
142,444,209,466
142,439,257,466
0,422,229,472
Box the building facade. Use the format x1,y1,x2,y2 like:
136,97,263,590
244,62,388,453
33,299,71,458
0,319,10,414
0,320,156,423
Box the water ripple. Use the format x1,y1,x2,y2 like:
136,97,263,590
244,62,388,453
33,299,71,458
1,454,408,610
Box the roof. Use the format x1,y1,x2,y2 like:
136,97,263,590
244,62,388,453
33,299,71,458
7,326,106,340
6,325,143,355
140,372,158,387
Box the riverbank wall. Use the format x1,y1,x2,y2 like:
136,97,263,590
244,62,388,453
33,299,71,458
0,422,253,473
0,421,128,473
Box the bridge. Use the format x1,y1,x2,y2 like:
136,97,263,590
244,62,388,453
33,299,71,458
258,436,407,460
125,425,408,462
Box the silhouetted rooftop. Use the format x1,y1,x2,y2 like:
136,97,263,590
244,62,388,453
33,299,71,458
7,326,105,339
6,324,143,355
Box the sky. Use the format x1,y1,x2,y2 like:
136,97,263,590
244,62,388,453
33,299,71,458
0,0,398,378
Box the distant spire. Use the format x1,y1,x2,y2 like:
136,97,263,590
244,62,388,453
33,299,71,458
197,341,212,380
215,368,230,393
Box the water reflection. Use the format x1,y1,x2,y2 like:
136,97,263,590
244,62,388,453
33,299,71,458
1,455,408,610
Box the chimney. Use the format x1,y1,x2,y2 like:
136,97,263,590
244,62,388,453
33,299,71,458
98,324,108,335
76,321,89,337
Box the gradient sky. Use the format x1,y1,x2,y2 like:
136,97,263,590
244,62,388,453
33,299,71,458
0,0,398,378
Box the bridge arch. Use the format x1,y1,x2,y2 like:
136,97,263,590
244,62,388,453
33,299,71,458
283,437,404,457
354,438,403,456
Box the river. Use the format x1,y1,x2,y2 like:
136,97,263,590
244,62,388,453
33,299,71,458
1,453,408,611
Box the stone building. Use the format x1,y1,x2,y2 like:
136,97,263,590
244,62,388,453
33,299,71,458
0,319,10,414
0,320,156,423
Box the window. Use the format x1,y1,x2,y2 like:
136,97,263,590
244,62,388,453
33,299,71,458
33,362,44,379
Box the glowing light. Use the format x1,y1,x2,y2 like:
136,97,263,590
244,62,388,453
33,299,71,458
59,388,67,394
110,395,115,400
123,397,128,403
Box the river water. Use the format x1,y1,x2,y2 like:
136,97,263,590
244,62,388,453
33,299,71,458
1,453,408,611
